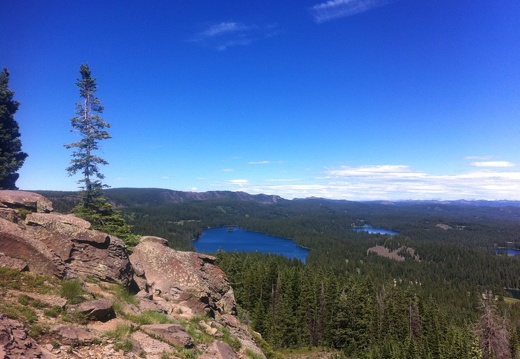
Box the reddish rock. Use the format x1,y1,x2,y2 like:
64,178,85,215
0,199,134,286
70,298,115,322
0,190,53,213
141,324,194,348
130,237,236,318
0,224,66,278
0,313,49,358
214,340,238,359
52,324,96,345
0,253,28,271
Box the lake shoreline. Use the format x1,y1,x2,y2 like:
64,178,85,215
193,226,310,262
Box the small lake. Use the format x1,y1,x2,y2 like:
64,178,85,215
352,226,398,236
495,248,520,257
193,227,310,263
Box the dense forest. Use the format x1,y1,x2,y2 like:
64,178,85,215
39,188,520,358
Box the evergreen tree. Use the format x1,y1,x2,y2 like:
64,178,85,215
65,64,138,247
0,68,28,189
65,64,110,205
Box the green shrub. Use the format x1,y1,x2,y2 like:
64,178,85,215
60,280,86,304
115,339,133,353
221,326,242,351
106,323,133,340
106,323,134,353
1,301,38,323
127,310,173,325
28,323,49,338
114,285,138,305
18,294,30,306
44,305,63,318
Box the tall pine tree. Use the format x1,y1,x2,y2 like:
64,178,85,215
65,64,138,247
65,64,111,206
0,68,28,189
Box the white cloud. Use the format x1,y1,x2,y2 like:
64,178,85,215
323,164,520,200
200,22,249,38
470,161,516,168
228,179,249,186
327,165,426,178
221,168,234,172
192,22,278,50
311,0,390,23
206,163,520,201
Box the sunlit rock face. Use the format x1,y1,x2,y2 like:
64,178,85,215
130,236,237,318
0,190,134,285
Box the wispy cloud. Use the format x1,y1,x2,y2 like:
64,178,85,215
311,0,390,23
199,22,249,38
228,179,249,187
327,165,426,178
221,168,234,172
248,160,285,165
192,22,278,51
470,161,516,168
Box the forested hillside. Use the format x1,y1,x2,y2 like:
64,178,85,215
38,188,520,358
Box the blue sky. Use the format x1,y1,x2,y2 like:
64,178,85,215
1,0,519,200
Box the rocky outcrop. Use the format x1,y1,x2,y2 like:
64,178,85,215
0,190,53,213
0,191,134,285
0,191,266,359
130,236,236,318
0,313,49,358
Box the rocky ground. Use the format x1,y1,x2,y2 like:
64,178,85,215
0,191,266,359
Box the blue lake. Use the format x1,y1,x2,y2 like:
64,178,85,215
193,227,310,263
352,227,398,236
495,248,520,256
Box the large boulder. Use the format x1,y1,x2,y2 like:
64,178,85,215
24,212,134,285
130,236,236,318
0,223,66,278
69,298,115,322
0,190,53,213
0,191,134,286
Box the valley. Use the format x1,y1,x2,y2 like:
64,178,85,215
39,188,520,358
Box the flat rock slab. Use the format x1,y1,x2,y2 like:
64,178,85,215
141,324,194,348
0,190,53,213
70,298,115,322
131,330,174,356
52,325,96,345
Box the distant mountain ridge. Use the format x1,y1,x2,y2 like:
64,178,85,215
106,187,283,206
34,188,520,218
36,187,284,209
